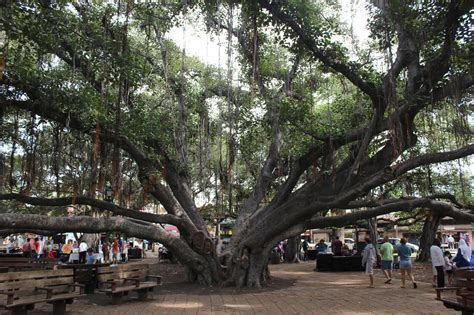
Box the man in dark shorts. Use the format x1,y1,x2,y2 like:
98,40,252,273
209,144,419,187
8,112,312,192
380,236,394,284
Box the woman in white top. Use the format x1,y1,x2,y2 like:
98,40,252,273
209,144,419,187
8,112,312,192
430,238,445,288
362,237,377,288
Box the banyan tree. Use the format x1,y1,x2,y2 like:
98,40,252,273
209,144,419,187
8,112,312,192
0,0,473,287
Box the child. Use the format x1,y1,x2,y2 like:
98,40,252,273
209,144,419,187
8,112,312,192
86,248,97,265
444,251,454,286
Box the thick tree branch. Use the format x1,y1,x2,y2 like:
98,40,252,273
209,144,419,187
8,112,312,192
239,109,281,216
306,199,474,229
0,213,210,271
0,193,185,228
421,0,465,91
394,144,474,177
257,0,378,100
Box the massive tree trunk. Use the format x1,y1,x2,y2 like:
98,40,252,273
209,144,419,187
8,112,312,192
417,210,442,262
284,235,300,263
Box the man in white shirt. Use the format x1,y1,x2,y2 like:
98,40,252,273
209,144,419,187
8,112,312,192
79,240,88,264
430,238,445,288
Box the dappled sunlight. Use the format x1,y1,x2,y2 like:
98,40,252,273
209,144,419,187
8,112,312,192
297,278,361,286
152,302,203,309
273,271,312,276
224,303,253,309
311,279,363,285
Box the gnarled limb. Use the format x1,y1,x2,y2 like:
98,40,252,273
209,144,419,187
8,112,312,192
0,193,185,227
257,0,378,100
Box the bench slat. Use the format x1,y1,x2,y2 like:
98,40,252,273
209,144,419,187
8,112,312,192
47,291,83,302
3,294,47,308
0,269,73,281
97,264,148,274
0,278,73,292
98,270,148,282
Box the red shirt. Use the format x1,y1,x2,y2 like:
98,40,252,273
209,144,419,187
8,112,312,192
112,240,119,253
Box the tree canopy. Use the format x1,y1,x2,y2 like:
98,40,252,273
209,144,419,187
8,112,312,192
0,0,473,287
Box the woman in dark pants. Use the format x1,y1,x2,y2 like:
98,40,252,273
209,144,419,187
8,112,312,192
430,238,445,288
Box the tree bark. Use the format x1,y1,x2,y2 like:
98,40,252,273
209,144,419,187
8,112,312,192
417,210,442,262
285,235,300,263
368,217,380,259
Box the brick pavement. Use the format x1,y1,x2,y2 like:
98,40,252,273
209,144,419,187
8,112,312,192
24,261,454,315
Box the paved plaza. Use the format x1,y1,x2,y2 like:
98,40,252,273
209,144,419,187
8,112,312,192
20,260,454,315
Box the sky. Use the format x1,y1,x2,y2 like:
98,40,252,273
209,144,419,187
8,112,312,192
166,0,371,68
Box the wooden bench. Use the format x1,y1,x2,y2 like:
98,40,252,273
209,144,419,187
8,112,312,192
58,263,110,293
436,268,474,315
0,257,59,271
0,269,85,315
97,263,161,304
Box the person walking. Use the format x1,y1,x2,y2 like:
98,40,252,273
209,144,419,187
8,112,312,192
361,237,377,288
430,238,445,288
79,239,88,264
380,236,394,284
397,237,417,289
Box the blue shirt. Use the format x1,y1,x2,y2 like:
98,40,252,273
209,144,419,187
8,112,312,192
86,254,95,264
397,244,412,261
453,248,474,268
315,243,328,253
